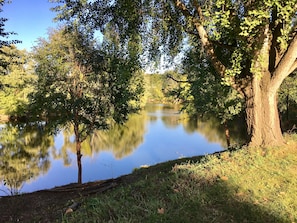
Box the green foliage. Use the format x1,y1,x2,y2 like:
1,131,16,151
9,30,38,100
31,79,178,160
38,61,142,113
0,45,36,115
144,71,186,104
177,44,243,123
51,0,297,145
145,73,167,103
278,73,297,127
0,123,52,195
0,0,21,72
51,0,297,93
30,26,144,140
51,0,184,64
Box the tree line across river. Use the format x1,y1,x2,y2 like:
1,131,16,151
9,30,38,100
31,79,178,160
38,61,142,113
1,0,297,152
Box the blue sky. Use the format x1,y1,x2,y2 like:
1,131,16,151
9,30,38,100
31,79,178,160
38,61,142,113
2,0,59,51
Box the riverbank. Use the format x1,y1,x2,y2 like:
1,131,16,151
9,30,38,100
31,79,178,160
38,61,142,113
1,134,297,222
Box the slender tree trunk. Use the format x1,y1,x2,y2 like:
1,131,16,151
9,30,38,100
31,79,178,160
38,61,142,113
76,141,82,184
243,75,284,147
224,122,231,148
74,122,83,184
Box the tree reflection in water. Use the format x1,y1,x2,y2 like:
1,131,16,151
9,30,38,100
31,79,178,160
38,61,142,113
182,115,247,148
0,123,52,195
50,111,147,182
0,104,246,195
146,103,246,148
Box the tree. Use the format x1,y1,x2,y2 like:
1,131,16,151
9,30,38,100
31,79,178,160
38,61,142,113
52,0,297,147
0,0,21,72
30,27,144,183
168,44,244,148
0,45,36,115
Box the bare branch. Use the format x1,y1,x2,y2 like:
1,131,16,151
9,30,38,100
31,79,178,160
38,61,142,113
166,74,193,83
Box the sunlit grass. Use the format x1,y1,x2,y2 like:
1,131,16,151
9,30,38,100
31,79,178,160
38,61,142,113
61,134,297,223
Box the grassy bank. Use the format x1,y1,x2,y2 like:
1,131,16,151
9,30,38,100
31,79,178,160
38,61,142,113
62,134,297,223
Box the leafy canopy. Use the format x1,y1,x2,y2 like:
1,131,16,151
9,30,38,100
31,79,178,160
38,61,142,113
0,45,36,115
30,26,144,140
0,0,21,73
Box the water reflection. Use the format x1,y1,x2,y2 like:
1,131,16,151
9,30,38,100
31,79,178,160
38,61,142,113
0,123,52,195
0,104,245,195
89,111,146,159
51,111,146,164
146,104,246,148
183,116,247,148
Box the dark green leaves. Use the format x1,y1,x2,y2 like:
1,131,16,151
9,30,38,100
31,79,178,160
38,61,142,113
30,26,144,140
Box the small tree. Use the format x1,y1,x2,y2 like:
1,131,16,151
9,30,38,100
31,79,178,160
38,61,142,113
31,27,144,183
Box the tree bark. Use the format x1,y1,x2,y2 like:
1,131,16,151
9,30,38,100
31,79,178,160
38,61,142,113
76,141,82,184
223,122,231,148
174,1,297,147
74,122,83,184
243,75,284,147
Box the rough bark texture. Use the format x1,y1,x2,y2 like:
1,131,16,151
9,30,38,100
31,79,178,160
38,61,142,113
243,27,285,147
244,76,284,147
174,1,297,147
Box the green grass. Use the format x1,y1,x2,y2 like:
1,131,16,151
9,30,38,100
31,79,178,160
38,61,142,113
61,134,297,223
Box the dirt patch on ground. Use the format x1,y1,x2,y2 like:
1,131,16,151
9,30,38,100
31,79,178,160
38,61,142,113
0,177,129,222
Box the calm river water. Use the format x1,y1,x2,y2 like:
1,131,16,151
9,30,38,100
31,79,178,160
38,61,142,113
0,104,240,196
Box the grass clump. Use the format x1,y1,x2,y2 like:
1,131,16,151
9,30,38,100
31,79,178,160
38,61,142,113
62,136,297,223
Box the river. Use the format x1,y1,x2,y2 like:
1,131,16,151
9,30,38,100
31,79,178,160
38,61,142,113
0,104,242,196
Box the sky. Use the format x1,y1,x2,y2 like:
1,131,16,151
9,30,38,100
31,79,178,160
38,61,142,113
2,0,60,51
1,0,171,72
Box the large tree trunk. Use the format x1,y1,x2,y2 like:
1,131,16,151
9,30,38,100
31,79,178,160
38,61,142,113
175,0,297,147
243,74,284,147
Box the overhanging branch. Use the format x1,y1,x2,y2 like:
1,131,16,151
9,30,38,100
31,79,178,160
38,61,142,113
174,0,226,78
271,34,297,91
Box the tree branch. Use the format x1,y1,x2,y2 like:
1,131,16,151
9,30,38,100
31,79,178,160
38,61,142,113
271,34,297,91
269,7,282,71
166,74,194,83
175,0,192,17
174,0,226,78
288,59,297,74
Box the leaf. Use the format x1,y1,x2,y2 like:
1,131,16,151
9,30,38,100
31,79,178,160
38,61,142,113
158,207,165,214
220,176,228,181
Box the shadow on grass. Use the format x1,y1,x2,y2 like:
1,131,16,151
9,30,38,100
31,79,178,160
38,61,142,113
58,155,293,223
115,156,290,223
168,167,289,223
